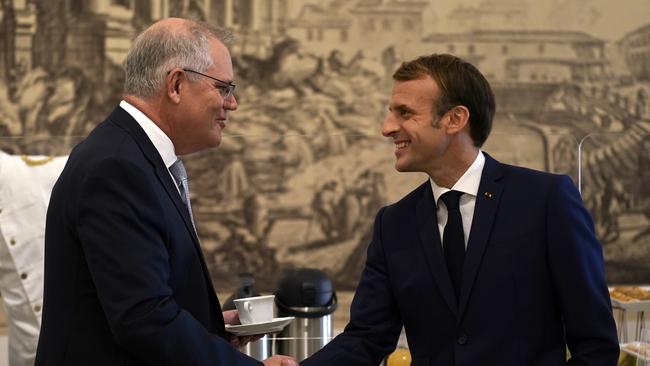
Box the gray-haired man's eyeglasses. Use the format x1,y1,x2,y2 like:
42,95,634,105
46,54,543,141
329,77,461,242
183,68,236,99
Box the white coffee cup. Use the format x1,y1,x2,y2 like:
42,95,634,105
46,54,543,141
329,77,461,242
234,295,275,325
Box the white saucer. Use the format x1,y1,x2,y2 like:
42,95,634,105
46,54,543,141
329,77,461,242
225,317,295,336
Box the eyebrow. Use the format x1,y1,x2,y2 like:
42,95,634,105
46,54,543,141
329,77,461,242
389,104,415,113
214,78,234,85
207,77,234,88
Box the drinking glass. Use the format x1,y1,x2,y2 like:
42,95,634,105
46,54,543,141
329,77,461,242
636,328,650,366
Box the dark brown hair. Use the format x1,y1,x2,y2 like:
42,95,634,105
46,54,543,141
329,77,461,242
393,54,495,147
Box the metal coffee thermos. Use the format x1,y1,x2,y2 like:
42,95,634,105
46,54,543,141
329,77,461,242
222,273,269,360
275,268,337,361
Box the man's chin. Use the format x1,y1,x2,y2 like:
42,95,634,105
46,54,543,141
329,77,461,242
394,163,409,172
393,155,407,169
207,131,222,147
209,138,222,148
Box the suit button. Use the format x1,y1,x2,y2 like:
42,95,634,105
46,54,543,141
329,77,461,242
457,334,468,345
10,238,16,246
34,304,42,312
20,273,28,280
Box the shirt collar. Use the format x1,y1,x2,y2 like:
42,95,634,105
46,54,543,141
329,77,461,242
119,100,177,169
430,150,486,207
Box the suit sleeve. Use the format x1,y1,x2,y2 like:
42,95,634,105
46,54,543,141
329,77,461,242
301,207,402,366
546,175,619,365
77,157,261,366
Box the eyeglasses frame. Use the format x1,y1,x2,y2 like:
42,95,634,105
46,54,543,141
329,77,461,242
181,68,236,99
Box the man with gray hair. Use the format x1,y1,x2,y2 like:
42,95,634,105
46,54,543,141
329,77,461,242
35,18,297,366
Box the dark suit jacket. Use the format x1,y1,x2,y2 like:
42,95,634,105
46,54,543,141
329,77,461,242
36,107,261,365
302,153,619,366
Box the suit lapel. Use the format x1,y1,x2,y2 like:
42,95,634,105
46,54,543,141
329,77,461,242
108,108,201,245
107,108,220,301
416,182,458,315
156,165,200,240
457,153,503,323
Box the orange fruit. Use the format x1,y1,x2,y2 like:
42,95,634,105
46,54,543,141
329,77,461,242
386,347,411,366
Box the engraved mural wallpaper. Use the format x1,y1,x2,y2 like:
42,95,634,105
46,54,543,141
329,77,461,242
1,0,649,292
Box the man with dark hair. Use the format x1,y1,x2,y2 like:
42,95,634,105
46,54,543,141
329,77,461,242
301,54,619,365
35,18,297,366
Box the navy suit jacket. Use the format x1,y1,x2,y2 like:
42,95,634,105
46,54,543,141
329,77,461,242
302,154,619,366
36,107,262,365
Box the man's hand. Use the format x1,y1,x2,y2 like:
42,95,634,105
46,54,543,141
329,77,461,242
222,309,241,326
223,309,263,348
263,355,299,366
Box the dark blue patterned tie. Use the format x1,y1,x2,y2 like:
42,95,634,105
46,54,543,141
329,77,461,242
441,190,465,300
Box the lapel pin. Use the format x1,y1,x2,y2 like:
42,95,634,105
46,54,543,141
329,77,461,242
484,192,493,198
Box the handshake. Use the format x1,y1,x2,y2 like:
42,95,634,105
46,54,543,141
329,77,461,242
262,356,298,366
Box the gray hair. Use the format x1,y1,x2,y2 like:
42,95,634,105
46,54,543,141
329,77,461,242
123,20,233,98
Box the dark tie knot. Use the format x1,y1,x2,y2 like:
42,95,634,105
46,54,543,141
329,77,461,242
441,190,463,211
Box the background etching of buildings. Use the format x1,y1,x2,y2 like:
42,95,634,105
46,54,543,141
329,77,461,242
1,0,649,291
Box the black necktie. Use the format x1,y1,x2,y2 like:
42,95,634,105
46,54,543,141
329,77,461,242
441,190,465,300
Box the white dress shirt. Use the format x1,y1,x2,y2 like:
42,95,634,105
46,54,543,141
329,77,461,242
0,151,67,366
119,100,180,194
430,151,485,248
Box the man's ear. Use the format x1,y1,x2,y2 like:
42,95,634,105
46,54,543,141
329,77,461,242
166,68,184,104
446,105,470,134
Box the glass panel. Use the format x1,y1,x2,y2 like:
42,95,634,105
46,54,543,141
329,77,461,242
580,130,650,285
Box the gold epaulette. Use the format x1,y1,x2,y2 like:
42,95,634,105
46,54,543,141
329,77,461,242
20,155,55,166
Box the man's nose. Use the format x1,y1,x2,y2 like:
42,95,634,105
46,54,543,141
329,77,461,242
381,114,397,137
224,95,238,111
